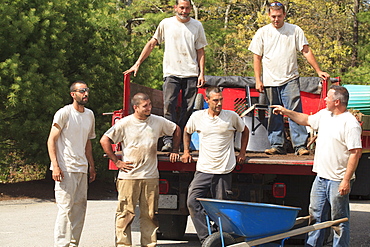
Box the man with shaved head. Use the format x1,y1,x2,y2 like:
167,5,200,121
100,93,181,247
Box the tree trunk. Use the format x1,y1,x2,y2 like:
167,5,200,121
223,4,231,74
191,0,198,20
351,0,359,67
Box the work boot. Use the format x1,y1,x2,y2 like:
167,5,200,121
161,143,173,152
296,147,309,156
265,147,286,155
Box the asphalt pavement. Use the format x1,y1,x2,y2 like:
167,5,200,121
0,199,369,247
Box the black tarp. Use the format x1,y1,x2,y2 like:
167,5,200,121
204,75,324,94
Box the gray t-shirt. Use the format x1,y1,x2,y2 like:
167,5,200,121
153,16,208,78
50,104,96,173
104,114,176,179
248,22,308,87
308,109,362,181
186,109,245,174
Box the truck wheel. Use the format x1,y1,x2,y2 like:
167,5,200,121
202,232,236,247
157,214,187,240
194,93,204,110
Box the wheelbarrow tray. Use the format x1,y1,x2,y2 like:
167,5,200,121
198,198,301,240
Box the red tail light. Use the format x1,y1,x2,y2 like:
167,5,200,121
159,179,169,194
273,183,286,198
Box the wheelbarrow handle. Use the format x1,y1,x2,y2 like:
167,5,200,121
228,218,349,247
294,215,311,225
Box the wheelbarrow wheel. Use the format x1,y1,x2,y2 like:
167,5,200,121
202,232,236,247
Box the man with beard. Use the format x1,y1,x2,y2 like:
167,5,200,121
47,81,96,247
100,93,181,247
124,0,208,152
181,86,249,243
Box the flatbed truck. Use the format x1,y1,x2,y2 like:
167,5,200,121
104,74,370,240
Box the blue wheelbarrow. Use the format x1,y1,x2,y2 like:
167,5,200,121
198,198,348,247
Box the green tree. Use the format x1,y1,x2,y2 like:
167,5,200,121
2,0,370,181
119,1,173,89
342,6,370,84
0,0,128,177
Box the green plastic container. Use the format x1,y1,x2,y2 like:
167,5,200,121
343,85,370,115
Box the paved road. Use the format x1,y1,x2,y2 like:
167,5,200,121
0,199,369,247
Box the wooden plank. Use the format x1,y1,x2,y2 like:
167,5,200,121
228,218,348,247
126,83,164,116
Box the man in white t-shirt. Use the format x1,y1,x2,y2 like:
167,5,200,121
271,85,362,247
248,2,330,156
47,81,96,247
181,86,249,243
100,93,181,247
124,0,208,152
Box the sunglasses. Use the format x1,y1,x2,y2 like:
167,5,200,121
74,88,90,93
270,2,283,7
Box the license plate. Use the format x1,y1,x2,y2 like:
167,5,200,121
158,195,177,209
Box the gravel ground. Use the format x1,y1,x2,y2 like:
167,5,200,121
0,198,369,247
1,180,369,247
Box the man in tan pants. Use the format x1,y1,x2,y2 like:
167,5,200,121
100,93,181,247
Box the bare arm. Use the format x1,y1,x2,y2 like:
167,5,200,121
236,126,249,164
180,127,193,163
169,125,181,163
302,45,330,80
253,54,264,93
47,124,64,182
339,148,362,195
100,135,134,172
85,139,96,183
123,38,158,77
271,105,310,126
196,48,206,88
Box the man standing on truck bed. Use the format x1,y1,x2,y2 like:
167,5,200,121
181,86,249,244
272,85,362,247
123,0,207,152
100,93,181,247
248,1,330,156
47,81,96,247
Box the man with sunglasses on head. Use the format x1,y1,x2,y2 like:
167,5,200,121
47,81,96,247
248,2,330,156
124,0,207,153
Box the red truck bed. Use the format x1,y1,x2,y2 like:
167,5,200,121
156,152,315,176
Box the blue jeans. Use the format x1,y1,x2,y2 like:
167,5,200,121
187,171,233,242
305,176,351,247
163,76,198,144
265,78,308,151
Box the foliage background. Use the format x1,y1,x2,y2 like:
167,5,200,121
1,0,369,181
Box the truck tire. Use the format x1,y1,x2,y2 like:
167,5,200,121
157,214,188,240
202,232,236,247
194,93,204,110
